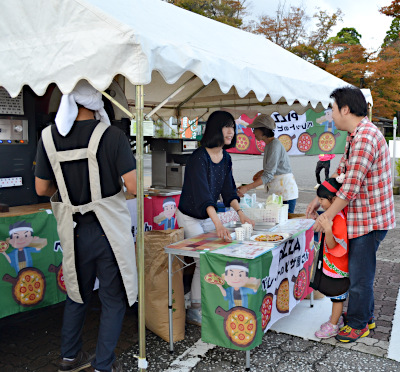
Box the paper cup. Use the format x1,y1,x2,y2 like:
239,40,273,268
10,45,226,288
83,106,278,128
242,223,253,240
235,227,245,241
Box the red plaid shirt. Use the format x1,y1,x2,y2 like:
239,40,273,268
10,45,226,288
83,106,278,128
336,117,396,239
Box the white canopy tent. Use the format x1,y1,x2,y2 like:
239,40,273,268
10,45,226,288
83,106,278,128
0,0,373,369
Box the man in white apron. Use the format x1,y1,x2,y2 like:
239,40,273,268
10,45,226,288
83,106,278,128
35,81,138,372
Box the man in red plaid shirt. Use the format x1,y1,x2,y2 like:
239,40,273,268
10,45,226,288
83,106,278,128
307,86,396,342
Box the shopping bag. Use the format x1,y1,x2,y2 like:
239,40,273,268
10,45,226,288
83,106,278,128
143,228,185,342
309,233,349,297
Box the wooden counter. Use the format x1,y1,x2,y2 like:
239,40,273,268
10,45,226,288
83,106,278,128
0,203,51,218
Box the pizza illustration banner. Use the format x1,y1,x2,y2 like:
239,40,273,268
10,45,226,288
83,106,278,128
229,110,347,156
200,228,314,351
0,211,65,319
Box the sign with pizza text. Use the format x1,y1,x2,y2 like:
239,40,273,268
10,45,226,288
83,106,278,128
0,211,65,319
229,110,347,156
200,228,314,351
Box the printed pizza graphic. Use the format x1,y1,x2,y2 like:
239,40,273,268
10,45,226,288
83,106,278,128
216,306,257,348
256,139,265,153
292,268,307,300
318,132,340,152
297,133,316,153
260,293,273,330
278,134,296,152
3,268,46,307
0,241,9,252
275,278,289,313
236,134,250,151
204,272,225,286
49,264,67,294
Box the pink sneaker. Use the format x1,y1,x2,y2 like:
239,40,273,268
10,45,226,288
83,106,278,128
320,315,344,330
315,322,339,338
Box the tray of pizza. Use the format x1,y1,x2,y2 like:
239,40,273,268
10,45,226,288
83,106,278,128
249,232,291,244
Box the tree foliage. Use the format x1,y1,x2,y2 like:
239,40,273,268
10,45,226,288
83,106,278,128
167,0,247,28
383,17,400,47
379,0,400,17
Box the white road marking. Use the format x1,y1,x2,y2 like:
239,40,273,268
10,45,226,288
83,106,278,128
166,339,216,372
388,284,400,362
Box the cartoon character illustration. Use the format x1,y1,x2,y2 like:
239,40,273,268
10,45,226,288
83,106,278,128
6,221,47,275
316,108,336,133
153,197,177,230
216,260,261,309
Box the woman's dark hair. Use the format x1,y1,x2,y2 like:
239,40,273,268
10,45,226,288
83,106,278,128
317,177,341,202
254,127,274,138
200,111,236,149
330,86,368,117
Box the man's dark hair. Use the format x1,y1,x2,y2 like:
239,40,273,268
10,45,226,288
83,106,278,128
200,111,236,149
330,86,368,117
254,127,274,138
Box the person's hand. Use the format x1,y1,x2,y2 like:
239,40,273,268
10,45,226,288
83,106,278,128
252,170,263,182
239,213,255,227
237,185,247,198
313,211,333,233
215,223,232,241
317,213,332,233
306,198,320,219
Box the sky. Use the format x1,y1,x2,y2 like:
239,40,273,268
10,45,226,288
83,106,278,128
246,0,393,51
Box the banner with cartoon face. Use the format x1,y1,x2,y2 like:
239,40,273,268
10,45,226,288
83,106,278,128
200,228,314,351
0,211,65,318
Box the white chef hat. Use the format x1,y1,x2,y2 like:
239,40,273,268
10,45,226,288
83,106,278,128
55,80,111,136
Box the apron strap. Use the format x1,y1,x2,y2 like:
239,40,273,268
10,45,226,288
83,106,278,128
41,126,72,205
87,122,109,201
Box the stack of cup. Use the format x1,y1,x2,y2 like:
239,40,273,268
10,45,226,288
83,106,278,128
242,223,253,240
235,227,245,241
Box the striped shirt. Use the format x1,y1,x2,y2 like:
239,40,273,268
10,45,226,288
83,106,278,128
336,117,396,239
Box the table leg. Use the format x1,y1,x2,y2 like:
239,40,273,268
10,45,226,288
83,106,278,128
168,253,174,353
245,350,251,370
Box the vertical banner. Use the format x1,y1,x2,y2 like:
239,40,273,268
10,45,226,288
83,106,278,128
200,228,314,351
0,211,65,319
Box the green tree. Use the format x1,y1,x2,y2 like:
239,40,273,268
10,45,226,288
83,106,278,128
329,27,362,45
382,17,400,47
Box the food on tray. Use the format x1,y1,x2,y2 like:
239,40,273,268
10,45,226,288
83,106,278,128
254,234,285,242
297,132,316,152
216,306,257,348
292,268,307,300
260,293,273,330
318,132,340,152
275,278,290,313
204,272,225,286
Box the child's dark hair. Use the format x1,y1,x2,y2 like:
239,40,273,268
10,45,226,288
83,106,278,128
317,177,341,202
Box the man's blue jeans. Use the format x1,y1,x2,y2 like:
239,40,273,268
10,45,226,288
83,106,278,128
347,230,387,329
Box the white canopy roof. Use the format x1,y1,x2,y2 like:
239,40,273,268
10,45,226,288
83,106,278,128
0,0,372,119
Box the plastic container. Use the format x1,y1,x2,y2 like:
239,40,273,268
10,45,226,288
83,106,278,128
244,204,289,225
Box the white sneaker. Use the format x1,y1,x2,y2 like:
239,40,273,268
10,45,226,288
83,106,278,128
186,307,202,326
314,184,320,189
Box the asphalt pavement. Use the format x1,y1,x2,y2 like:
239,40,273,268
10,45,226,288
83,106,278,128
1,153,399,372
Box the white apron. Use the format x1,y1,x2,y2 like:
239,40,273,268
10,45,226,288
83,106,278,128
41,123,138,305
264,173,298,201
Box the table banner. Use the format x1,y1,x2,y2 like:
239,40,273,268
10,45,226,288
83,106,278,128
0,211,65,319
200,228,314,351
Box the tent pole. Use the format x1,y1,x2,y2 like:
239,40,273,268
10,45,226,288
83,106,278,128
135,85,147,371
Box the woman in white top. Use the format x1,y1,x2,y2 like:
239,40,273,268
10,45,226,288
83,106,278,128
237,114,298,213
